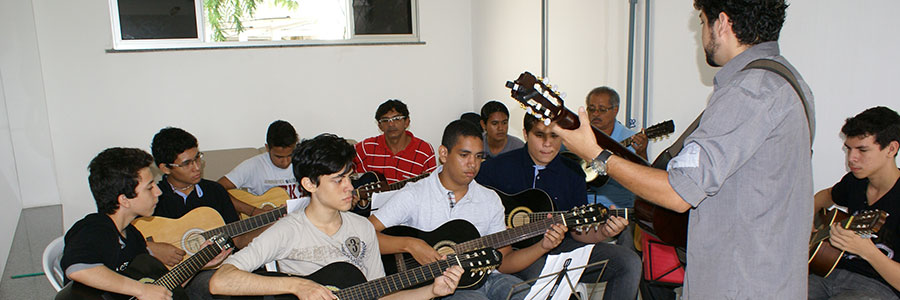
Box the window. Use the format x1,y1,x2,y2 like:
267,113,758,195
109,0,419,50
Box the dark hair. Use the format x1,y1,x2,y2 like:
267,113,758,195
586,86,620,107
694,0,788,45
523,114,541,134
459,112,484,134
441,119,483,149
480,101,510,122
266,120,298,148
88,148,154,214
375,99,409,120
292,133,355,192
842,106,900,157
151,127,198,166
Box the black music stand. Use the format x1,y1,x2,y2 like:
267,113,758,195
505,259,608,300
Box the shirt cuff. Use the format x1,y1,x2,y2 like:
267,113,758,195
668,170,705,208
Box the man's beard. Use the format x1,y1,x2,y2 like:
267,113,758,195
704,33,720,67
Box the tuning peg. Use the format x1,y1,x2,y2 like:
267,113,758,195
559,92,567,98
543,118,551,126
541,77,550,85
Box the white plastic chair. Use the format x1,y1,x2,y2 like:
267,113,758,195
42,236,65,291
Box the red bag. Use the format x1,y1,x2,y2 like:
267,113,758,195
641,232,685,285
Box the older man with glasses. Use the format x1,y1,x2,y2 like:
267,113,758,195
353,99,437,183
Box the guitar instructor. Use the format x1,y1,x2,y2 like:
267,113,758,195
552,0,814,298
809,106,900,299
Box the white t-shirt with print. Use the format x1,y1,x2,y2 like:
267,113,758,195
225,153,301,198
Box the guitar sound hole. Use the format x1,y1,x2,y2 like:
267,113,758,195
511,212,530,227
182,230,206,255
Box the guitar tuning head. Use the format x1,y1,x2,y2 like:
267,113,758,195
541,77,550,85
543,118,551,126
559,91,567,98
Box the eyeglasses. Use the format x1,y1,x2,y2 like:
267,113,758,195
168,152,204,168
587,105,618,114
377,115,408,124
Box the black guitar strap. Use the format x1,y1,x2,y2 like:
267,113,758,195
653,58,813,169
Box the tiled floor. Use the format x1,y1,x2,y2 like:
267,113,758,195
0,205,61,300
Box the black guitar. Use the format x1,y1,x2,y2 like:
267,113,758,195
229,248,502,300
350,171,430,217
55,234,232,300
381,204,608,289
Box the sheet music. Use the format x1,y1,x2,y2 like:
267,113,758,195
524,244,594,300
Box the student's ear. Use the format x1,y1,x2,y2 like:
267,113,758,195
117,194,130,209
888,141,899,157
522,128,528,138
158,163,172,175
264,143,270,152
480,120,487,130
438,145,449,165
300,177,318,193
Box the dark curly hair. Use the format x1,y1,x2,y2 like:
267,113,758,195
151,127,198,167
694,0,788,45
88,148,154,214
842,106,900,157
291,133,355,192
266,120,298,148
375,99,409,120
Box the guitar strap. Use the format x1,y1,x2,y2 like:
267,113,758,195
653,58,813,169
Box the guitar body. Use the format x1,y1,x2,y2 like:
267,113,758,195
227,262,368,300
349,171,384,217
380,220,483,289
132,206,225,262
229,187,290,219
809,209,852,278
494,188,555,248
55,254,188,300
632,150,690,248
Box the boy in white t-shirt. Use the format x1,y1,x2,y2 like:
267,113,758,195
209,133,463,299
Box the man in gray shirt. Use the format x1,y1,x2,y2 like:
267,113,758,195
480,100,525,159
553,0,814,298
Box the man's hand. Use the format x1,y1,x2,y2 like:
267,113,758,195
600,215,629,239
406,238,442,265
251,205,275,216
540,221,568,252
147,242,186,267
290,277,337,300
830,223,879,259
631,132,649,158
431,265,464,297
199,240,234,268
551,107,604,162
136,284,172,300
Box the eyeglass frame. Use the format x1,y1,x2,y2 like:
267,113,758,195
586,105,619,114
377,115,408,124
167,152,204,168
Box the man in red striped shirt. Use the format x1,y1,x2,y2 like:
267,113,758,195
354,99,437,183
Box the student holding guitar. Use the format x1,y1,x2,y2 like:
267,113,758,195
369,120,568,300
60,148,231,300
476,114,641,300
809,107,900,299
209,133,463,299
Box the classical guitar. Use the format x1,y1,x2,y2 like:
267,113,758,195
229,187,291,219
380,204,607,289
227,248,502,300
809,208,888,277
567,119,675,187
506,71,689,247
55,234,232,300
132,206,287,266
350,171,431,217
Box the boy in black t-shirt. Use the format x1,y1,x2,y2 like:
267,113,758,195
60,147,230,300
810,106,900,299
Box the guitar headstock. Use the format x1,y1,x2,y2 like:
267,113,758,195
848,209,889,239
453,248,502,276
505,72,569,127
560,204,612,232
645,120,675,141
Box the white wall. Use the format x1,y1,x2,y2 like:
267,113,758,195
25,0,475,228
0,72,24,283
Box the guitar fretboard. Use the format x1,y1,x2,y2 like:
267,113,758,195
525,208,632,223
153,241,224,290
357,173,430,199
334,254,457,300
455,214,563,253
201,207,287,239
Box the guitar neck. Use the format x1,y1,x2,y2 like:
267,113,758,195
153,242,224,290
203,206,287,239
553,109,648,166
456,215,561,252
358,172,430,200
334,255,457,300
527,208,633,223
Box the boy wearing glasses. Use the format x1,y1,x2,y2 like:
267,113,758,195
353,99,437,183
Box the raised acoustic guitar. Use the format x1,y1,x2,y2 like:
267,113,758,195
55,234,232,300
380,204,608,289
132,205,287,267
506,71,689,247
350,171,431,217
229,187,291,219
565,119,674,187
809,208,887,277
225,248,502,300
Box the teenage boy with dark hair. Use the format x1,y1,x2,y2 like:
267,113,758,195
809,106,900,299
209,133,463,299
369,120,567,300
219,120,301,216
480,100,525,159
60,147,230,300
354,99,437,183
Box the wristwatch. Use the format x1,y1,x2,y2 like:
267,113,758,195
589,150,613,176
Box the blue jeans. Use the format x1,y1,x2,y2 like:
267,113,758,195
809,268,898,300
441,272,530,300
515,236,641,300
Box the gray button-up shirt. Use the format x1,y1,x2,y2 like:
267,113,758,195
667,41,815,299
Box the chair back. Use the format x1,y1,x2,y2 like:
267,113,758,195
42,236,65,291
